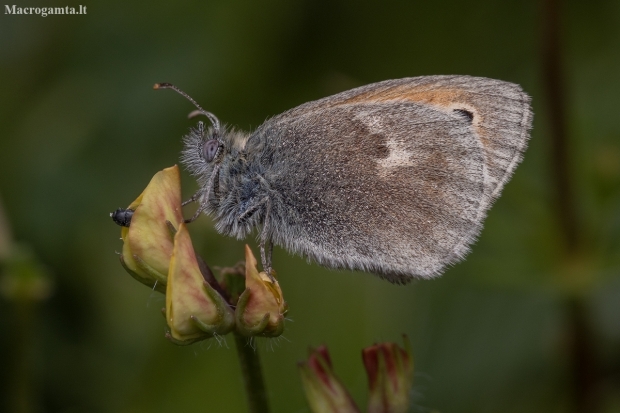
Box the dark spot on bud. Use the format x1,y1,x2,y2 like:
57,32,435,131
454,109,474,122
111,208,134,227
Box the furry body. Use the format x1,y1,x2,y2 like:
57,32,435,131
181,76,532,283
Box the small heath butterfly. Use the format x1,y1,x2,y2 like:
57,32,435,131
155,76,532,283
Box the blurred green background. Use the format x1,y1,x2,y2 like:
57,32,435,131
1,0,619,412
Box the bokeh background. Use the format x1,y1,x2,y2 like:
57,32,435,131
1,0,619,412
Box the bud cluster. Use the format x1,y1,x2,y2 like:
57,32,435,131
115,166,287,344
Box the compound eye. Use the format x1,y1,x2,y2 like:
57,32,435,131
202,139,219,162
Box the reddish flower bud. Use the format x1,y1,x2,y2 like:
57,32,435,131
299,346,360,413
362,336,414,413
165,223,235,344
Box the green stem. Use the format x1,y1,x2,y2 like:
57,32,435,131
541,1,600,412
233,332,270,413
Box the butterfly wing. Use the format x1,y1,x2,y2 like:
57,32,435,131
249,76,532,282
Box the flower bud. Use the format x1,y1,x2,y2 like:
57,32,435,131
299,346,360,413
362,336,414,413
118,166,184,293
234,245,287,337
165,223,235,344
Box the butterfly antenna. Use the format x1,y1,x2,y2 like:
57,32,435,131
153,83,221,134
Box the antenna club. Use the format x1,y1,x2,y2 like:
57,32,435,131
153,82,173,90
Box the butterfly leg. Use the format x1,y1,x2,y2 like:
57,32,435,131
238,198,267,222
181,191,200,206
259,198,275,282
260,239,274,280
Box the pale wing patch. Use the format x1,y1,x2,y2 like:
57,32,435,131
357,114,415,176
376,140,414,175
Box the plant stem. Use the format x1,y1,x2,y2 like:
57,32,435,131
233,332,270,413
541,0,579,253
541,1,600,412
